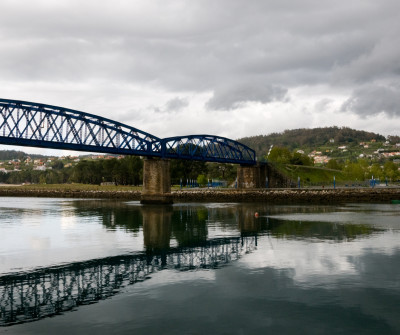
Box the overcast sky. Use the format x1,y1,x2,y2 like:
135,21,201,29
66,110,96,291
1,0,400,155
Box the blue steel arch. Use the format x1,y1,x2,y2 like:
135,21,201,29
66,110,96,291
161,135,256,165
0,98,161,156
0,99,256,165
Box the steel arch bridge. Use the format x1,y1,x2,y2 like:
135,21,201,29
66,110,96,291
0,235,257,326
0,99,256,165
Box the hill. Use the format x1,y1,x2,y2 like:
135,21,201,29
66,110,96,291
237,127,387,159
0,149,49,161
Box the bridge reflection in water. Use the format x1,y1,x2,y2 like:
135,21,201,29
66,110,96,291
0,203,259,326
0,202,377,327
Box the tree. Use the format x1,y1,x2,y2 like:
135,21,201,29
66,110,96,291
384,161,399,181
370,163,383,180
290,152,313,166
343,161,366,181
197,174,208,187
268,146,292,164
170,159,207,184
326,159,342,170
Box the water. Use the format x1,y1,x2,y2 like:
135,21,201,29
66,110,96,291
1,198,400,334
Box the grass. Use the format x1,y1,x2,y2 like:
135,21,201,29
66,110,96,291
278,164,348,186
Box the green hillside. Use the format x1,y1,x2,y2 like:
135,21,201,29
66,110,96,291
276,164,347,186
238,126,387,159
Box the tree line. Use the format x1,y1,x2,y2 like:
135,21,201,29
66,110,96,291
0,156,238,185
267,146,400,182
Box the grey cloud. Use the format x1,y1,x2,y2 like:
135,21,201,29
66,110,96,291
149,97,189,115
341,84,400,117
165,97,189,112
1,0,400,120
206,83,288,110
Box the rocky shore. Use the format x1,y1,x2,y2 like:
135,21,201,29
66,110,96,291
1,187,400,203
172,188,400,203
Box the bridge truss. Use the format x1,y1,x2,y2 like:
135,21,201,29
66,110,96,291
0,99,256,165
0,235,257,326
0,99,161,157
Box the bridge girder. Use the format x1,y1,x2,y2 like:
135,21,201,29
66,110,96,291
0,99,256,165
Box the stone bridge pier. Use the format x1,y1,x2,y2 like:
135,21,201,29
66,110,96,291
141,158,173,204
237,163,292,189
237,164,267,188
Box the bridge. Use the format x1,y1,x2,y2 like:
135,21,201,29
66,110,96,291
0,98,274,203
0,235,257,326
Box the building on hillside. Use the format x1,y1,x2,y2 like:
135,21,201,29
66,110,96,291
313,156,330,164
34,166,52,171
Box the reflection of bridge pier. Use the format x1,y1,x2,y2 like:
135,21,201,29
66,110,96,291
142,206,172,265
237,206,260,240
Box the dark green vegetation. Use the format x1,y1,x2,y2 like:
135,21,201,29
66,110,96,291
238,127,400,185
0,151,237,186
0,150,46,161
1,126,400,187
238,126,387,159
0,155,144,185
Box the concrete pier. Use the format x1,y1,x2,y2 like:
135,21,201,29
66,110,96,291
237,164,269,188
237,163,291,189
140,158,173,204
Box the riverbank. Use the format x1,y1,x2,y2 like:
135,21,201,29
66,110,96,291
1,185,400,203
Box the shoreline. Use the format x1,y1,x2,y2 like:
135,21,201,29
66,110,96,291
1,187,400,203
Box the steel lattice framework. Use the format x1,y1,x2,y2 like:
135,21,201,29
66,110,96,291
0,235,257,326
0,99,256,165
0,98,161,157
162,135,255,164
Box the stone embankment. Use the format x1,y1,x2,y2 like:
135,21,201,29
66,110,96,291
0,188,142,200
1,187,400,203
172,188,400,203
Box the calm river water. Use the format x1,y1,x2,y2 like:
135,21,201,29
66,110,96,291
1,197,400,334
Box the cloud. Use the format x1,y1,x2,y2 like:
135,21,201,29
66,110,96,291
206,84,288,110
165,97,189,112
1,0,400,140
341,84,400,117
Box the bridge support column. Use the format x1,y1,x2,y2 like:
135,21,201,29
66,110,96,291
141,158,173,204
237,165,261,188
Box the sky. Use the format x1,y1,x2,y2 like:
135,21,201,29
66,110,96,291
1,0,400,155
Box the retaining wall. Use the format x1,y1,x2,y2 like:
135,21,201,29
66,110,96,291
1,187,400,203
